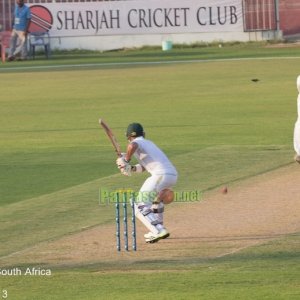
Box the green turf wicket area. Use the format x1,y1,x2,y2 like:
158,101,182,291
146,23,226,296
0,44,299,299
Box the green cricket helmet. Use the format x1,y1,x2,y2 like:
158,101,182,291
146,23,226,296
126,123,144,138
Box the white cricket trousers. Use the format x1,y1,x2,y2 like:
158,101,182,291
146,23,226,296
135,174,177,231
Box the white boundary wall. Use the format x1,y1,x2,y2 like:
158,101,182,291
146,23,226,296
29,0,276,51
51,32,273,52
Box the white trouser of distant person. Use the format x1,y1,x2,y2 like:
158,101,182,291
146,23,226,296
294,76,300,155
9,29,28,59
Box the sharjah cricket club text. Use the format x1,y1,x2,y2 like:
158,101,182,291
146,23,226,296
56,6,238,33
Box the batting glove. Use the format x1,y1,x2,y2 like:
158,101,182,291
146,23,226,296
120,164,132,176
116,156,131,176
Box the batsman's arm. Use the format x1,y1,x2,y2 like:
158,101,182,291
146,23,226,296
124,142,138,162
125,142,145,173
131,164,144,173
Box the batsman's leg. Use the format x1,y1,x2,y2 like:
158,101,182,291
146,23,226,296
135,203,160,235
151,201,164,225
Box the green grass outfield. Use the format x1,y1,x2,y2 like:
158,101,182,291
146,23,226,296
0,44,300,299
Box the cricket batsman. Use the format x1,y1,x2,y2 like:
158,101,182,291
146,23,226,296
116,123,178,243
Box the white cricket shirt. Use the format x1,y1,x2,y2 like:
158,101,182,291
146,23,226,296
131,137,177,176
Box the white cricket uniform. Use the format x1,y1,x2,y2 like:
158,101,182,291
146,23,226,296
131,137,177,232
294,75,300,155
132,137,177,175
132,136,177,197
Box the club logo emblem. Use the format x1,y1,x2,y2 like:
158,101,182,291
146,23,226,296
29,5,53,33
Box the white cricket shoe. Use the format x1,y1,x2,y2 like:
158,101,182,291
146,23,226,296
144,229,170,244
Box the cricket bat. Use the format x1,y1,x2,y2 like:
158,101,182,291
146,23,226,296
99,118,122,157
